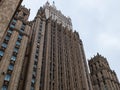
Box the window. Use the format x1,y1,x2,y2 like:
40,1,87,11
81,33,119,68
18,34,23,40
11,56,16,61
31,86,34,90
31,78,35,84
4,74,11,81
1,43,7,48
10,24,15,29
16,41,20,46
7,29,13,34
13,48,19,53
2,85,7,90
12,19,17,24
5,36,10,41
20,29,24,33
0,51,4,56
35,55,38,59
8,64,14,71
21,24,25,30
32,71,36,76
33,64,37,69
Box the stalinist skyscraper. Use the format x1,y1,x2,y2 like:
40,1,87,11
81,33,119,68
0,1,119,90
0,1,93,90
24,2,93,90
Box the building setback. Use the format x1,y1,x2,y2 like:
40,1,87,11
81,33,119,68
89,53,120,90
0,0,23,42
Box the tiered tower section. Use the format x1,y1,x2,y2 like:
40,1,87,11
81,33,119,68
89,53,120,90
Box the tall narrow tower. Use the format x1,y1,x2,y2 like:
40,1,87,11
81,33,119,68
89,53,120,90
0,0,23,42
24,2,93,90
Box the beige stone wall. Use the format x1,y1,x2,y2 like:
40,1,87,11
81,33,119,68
0,0,22,42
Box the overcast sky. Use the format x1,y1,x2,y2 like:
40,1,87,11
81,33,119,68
22,0,120,80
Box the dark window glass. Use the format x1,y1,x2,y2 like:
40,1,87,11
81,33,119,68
33,64,37,69
20,29,24,33
10,24,15,29
2,85,7,90
0,51,4,56
8,64,14,71
32,71,36,76
1,43,7,48
31,78,35,84
5,36,10,40
21,24,25,30
11,56,16,61
12,19,17,23
7,29,13,34
31,86,34,90
16,41,20,46
13,48,19,53
18,34,23,40
4,74,11,81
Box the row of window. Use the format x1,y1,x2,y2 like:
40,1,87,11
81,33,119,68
1,23,24,90
31,22,42,89
0,19,16,61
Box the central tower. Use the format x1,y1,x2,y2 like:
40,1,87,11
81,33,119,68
24,2,93,90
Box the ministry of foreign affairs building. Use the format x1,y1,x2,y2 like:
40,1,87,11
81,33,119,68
0,1,120,90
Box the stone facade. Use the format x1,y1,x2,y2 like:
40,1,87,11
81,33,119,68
0,0,23,42
0,5,31,90
23,6,93,89
89,53,120,90
0,1,119,90
0,2,93,90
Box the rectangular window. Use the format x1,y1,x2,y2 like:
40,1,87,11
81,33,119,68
12,19,17,24
8,64,14,71
0,51,4,56
4,74,11,81
11,56,16,61
21,24,25,30
31,86,34,90
18,34,23,40
10,24,15,29
16,41,20,46
31,78,35,84
2,85,8,90
7,29,13,34
1,43,7,48
13,48,19,53
20,29,24,33
5,36,10,41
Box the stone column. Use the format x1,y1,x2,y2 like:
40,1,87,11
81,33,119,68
43,19,51,90
34,19,46,90
24,17,41,90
